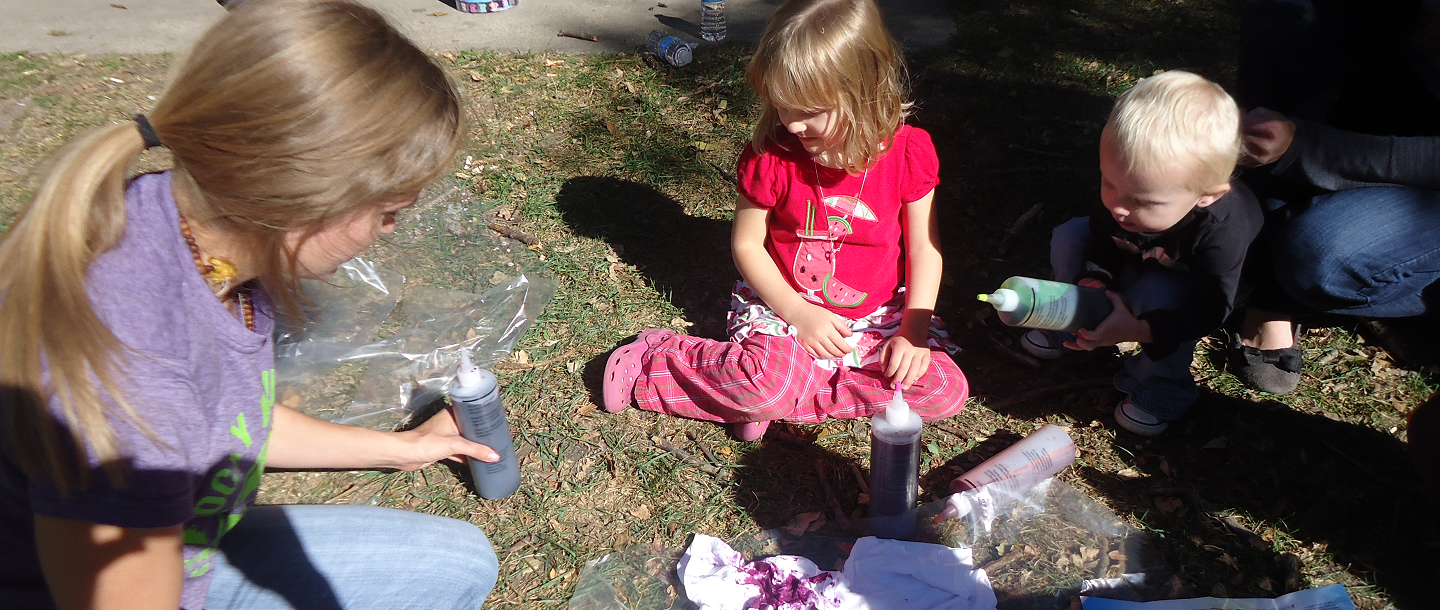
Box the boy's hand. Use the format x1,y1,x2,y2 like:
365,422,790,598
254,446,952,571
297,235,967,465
1065,291,1153,350
880,332,932,390
1240,107,1296,167
788,301,853,359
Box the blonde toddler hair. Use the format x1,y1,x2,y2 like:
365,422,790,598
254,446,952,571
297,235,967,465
1104,70,1241,192
747,0,910,174
0,0,462,491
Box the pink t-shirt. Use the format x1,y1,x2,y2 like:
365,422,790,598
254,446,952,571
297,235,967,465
736,125,940,319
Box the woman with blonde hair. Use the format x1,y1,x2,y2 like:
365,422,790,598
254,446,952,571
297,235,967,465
601,0,969,440
0,1,499,608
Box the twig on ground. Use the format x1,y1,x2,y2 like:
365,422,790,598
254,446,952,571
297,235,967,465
682,81,719,97
979,548,1025,572
998,203,1045,255
849,463,869,494
814,459,850,526
687,430,722,464
986,378,1112,410
488,222,538,245
557,30,599,42
493,349,578,371
977,330,1042,369
1008,143,1071,158
706,161,738,185
655,436,720,475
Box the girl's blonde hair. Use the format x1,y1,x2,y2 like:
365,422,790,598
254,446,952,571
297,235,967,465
0,0,462,492
1104,70,1241,191
747,0,910,174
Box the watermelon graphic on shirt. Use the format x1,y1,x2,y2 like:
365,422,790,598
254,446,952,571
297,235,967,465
823,195,878,221
791,201,868,308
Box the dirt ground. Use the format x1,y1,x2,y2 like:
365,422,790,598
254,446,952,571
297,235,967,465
1,0,1437,608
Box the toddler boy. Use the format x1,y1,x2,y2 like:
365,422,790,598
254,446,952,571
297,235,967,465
1023,70,1263,436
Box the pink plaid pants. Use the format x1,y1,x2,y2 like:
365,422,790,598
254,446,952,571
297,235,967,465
632,332,969,424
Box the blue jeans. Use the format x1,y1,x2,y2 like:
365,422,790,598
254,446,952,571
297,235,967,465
206,505,498,610
1267,186,1440,318
1051,218,1199,421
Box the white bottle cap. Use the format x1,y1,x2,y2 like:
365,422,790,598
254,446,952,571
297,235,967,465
456,348,482,389
885,388,910,426
978,288,1020,312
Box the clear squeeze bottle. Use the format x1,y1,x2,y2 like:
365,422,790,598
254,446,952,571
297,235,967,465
978,276,1113,333
448,349,521,500
869,389,922,539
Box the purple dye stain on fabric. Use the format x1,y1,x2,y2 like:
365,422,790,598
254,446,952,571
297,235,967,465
736,561,837,609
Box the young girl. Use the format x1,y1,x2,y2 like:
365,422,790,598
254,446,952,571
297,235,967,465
0,2,499,608
603,0,969,440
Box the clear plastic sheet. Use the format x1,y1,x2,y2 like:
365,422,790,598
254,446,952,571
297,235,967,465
567,480,1166,610
273,258,556,430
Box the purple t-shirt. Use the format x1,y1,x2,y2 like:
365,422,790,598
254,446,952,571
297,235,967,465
0,172,275,609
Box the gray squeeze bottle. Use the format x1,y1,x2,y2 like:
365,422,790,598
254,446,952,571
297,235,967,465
448,349,521,500
978,276,1113,333
868,389,922,539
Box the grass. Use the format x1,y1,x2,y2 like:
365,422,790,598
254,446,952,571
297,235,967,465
2,0,1438,607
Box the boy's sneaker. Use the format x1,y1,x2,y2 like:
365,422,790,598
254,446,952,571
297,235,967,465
1114,397,1169,437
1021,329,1078,360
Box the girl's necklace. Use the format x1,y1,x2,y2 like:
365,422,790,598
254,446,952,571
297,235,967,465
179,216,254,332
813,159,868,254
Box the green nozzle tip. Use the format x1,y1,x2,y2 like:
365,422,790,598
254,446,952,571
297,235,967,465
976,293,989,302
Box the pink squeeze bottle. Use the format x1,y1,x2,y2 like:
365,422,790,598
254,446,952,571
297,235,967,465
950,424,1077,495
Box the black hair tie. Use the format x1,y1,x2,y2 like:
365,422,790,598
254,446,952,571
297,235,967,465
133,114,164,149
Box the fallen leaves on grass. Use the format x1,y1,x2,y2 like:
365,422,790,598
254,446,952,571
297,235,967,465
630,505,652,520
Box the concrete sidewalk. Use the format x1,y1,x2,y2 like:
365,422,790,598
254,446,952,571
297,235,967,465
0,0,955,55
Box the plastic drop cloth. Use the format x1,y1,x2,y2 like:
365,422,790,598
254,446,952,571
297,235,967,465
567,479,1168,610
272,179,556,430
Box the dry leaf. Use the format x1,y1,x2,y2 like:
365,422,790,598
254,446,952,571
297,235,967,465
1116,468,1142,480
1108,550,1127,561
1210,584,1228,597
670,317,694,328
785,512,822,535
630,505,652,520
544,58,566,67
605,121,619,136
515,350,529,364
566,361,580,374
1202,437,1227,449
1159,458,1174,477
1219,553,1239,568
624,81,639,94
997,47,1015,58
1154,496,1184,514
1258,577,1275,592
109,3,127,7
468,70,484,82
514,172,527,182
426,11,447,16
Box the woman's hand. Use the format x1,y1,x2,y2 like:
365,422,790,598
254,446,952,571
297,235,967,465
788,301,854,359
880,331,932,390
1065,291,1152,350
394,407,500,471
1240,107,1297,167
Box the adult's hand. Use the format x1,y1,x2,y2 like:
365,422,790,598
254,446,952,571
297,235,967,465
266,404,497,472
1240,107,1297,167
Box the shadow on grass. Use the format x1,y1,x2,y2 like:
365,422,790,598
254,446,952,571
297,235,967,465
1075,390,1438,606
553,176,736,340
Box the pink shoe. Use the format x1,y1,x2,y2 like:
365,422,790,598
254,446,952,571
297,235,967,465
602,329,673,413
732,420,770,441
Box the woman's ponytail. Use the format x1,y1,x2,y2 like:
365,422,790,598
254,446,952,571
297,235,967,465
0,122,152,492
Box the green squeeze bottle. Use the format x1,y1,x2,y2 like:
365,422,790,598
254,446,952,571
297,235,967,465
978,276,1113,333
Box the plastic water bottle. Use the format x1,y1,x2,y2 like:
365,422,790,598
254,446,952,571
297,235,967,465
978,276,1114,333
869,389,922,539
646,30,695,67
447,349,521,499
700,0,727,42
